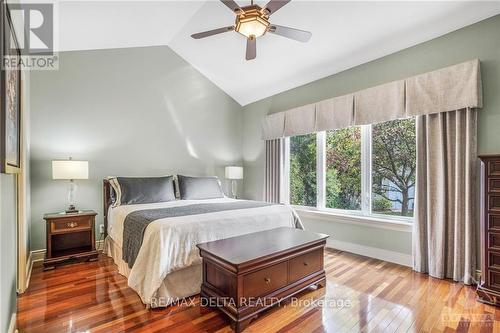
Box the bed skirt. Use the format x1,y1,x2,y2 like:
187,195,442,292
103,236,202,307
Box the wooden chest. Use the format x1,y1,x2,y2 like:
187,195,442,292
197,227,328,332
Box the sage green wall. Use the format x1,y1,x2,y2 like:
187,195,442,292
242,15,500,255
0,175,17,333
29,46,243,251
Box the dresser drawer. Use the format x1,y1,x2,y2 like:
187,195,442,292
289,249,322,282
489,251,500,271
243,262,288,298
50,216,92,234
489,233,500,251
489,268,500,291
489,179,500,193
489,160,500,177
489,214,500,231
489,195,500,212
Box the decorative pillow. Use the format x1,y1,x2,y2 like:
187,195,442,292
177,175,225,200
111,176,176,206
108,177,122,207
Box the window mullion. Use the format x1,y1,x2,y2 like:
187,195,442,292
281,137,290,204
361,125,372,215
316,131,326,209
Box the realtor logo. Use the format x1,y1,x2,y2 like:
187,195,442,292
2,2,58,70
8,3,54,55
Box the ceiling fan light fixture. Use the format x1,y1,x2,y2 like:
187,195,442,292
235,9,269,38
191,0,312,60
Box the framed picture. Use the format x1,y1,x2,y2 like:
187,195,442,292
0,1,21,174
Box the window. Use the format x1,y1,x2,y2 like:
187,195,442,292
372,118,416,217
326,127,361,210
286,118,416,221
289,133,317,206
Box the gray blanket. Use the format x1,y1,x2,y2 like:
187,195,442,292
122,200,281,268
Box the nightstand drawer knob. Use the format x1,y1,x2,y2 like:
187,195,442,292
264,278,271,284
66,222,78,228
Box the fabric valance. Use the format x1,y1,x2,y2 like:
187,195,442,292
316,94,354,131
354,81,405,125
261,112,285,140
262,59,482,140
283,104,316,137
406,59,482,116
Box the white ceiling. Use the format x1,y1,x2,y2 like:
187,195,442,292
56,1,500,105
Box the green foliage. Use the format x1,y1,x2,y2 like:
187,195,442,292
290,134,317,206
325,127,361,210
372,196,392,211
289,119,416,217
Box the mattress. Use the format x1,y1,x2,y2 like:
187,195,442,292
104,198,302,307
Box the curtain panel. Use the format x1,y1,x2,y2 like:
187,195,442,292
413,108,477,284
264,139,283,203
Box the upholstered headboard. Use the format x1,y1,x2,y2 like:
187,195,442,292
102,179,113,238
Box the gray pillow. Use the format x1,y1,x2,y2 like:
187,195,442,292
177,175,225,200
116,176,176,205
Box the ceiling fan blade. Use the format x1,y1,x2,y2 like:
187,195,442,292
191,26,234,39
246,37,256,60
268,24,311,42
263,0,291,15
220,0,241,13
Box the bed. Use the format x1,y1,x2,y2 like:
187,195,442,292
101,178,303,307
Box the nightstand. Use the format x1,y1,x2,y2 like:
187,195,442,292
43,210,99,270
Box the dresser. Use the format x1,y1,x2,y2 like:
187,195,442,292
197,227,328,332
477,155,500,305
43,210,99,270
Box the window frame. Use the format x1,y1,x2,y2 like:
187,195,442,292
284,124,414,224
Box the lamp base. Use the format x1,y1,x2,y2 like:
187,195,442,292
65,205,78,214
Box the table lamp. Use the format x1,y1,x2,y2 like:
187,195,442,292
52,158,89,213
225,166,243,199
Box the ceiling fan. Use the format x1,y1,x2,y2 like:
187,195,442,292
191,0,312,61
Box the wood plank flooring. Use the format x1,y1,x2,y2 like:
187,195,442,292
17,250,499,332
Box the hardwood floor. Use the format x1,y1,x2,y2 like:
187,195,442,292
17,250,499,333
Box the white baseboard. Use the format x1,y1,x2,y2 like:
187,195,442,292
327,239,412,267
27,240,104,286
8,313,16,333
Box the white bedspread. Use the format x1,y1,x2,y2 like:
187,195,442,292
107,198,301,305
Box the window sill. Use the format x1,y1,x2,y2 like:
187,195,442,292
294,207,413,232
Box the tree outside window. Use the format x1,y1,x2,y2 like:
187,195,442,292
326,127,361,210
372,118,416,217
287,118,416,220
290,134,317,206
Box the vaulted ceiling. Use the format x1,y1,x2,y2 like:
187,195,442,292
57,1,500,105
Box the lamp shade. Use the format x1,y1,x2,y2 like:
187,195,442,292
52,160,89,180
225,166,243,180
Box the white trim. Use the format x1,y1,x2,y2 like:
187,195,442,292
316,131,326,209
30,249,46,264
360,125,372,214
296,208,412,232
282,137,290,204
8,313,16,333
475,269,482,283
327,239,412,267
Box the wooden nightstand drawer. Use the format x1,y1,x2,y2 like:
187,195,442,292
51,216,91,234
43,210,98,270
